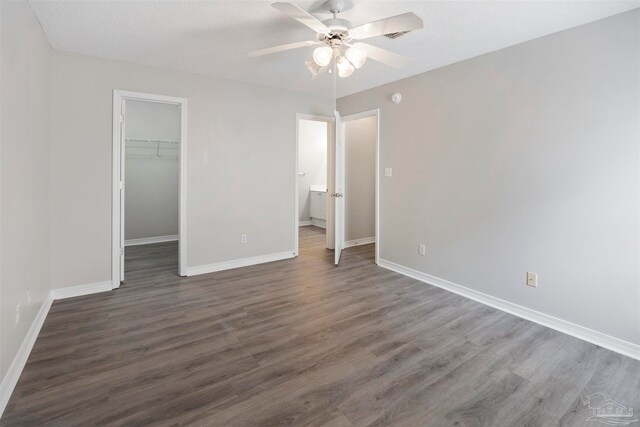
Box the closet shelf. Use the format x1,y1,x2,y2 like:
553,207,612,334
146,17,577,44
125,138,180,144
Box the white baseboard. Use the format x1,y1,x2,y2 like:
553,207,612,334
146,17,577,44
186,251,295,277
299,220,313,226
378,258,640,361
50,281,113,300
124,234,178,246
344,237,375,248
0,296,52,417
311,218,326,229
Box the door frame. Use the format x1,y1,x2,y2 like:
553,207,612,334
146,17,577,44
341,108,380,265
294,113,333,256
112,90,188,288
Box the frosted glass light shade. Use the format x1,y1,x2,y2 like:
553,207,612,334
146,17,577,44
345,46,367,69
336,55,354,78
313,46,333,67
305,59,322,76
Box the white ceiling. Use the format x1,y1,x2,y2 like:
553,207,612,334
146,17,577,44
30,0,639,97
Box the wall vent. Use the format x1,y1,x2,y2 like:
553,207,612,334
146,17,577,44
384,30,411,39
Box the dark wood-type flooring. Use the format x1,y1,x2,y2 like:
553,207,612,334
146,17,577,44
2,226,639,425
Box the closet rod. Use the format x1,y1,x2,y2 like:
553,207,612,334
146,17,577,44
125,138,180,144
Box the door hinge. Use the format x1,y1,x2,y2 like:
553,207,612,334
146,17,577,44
120,114,125,123
119,180,123,189
120,248,124,256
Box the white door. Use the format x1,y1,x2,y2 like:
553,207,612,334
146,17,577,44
334,111,345,265
119,100,126,282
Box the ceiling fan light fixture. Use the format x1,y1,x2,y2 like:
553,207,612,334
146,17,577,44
345,46,367,69
336,55,354,78
312,46,333,67
305,58,322,76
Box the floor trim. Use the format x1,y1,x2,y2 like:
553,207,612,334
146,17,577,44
50,281,113,300
378,258,640,361
186,252,295,277
311,219,326,229
299,220,313,226
124,234,179,247
344,237,375,248
0,297,52,418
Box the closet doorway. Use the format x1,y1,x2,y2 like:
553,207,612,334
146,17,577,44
112,91,187,288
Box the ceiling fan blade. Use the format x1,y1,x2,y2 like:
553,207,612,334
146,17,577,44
272,2,330,35
352,42,409,69
350,12,423,40
248,40,319,57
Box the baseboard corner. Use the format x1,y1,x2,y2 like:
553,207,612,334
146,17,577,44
0,296,52,417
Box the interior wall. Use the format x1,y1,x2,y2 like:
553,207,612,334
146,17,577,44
124,100,180,241
298,119,327,222
345,116,376,242
0,0,52,387
49,51,331,288
338,9,640,346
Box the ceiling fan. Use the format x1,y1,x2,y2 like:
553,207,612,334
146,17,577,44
248,0,424,78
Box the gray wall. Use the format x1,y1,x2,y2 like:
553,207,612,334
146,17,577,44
338,10,640,346
125,100,180,241
345,116,376,242
298,119,327,221
49,52,331,288
0,1,52,387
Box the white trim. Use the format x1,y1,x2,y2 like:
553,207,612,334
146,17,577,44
0,278,116,416
299,220,313,226
342,109,380,265
344,237,375,248
113,90,188,289
186,252,294,277
311,218,326,229
124,234,179,246
50,281,113,300
378,258,640,361
0,297,52,417
295,114,333,257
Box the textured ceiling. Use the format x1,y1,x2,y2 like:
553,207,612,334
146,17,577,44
30,0,639,97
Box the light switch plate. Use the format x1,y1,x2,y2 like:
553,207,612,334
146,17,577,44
385,168,392,177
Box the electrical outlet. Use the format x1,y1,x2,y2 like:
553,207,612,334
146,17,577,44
16,303,21,325
241,234,247,244
527,272,537,288
419,243,426,256
384,168,393,177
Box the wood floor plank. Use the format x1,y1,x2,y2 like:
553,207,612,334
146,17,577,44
2,226,638,426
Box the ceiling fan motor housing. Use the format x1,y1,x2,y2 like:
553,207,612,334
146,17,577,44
322,17,351,35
